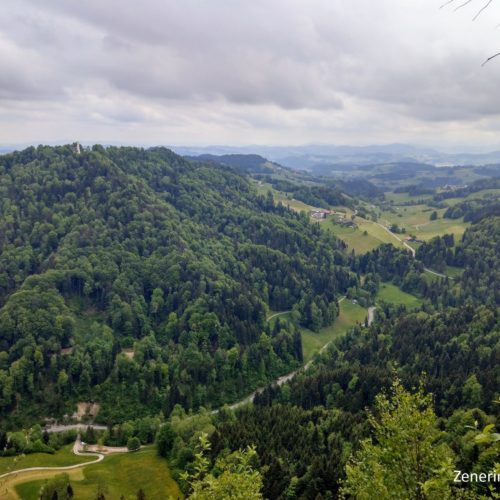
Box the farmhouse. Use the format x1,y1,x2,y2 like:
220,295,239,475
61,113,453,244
405,235,424,243
340,220,357,228
310,209,331,219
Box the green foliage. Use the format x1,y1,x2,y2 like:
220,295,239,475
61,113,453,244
416,233,454,272
213,404,365,499
164,406,216,475
218,298,498,498
39,473,74,500
127,436,141,451
156,422,176,458
342,380,456,500
0,145,356,426
182,433,263,499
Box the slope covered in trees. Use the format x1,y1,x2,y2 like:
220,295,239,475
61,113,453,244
416,217,499,306
0,145,357,427
206,304,498,498
202,214,500,498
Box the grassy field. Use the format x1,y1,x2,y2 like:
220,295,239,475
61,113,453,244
254,181,398,254
0,445,93,476
323,223,380,253
254,181,321,212
376,283,423,309
255,180,470,254
422,264,463,281
378,202,469,242
301,300,367,361
323,216,406,254
6,447,181,500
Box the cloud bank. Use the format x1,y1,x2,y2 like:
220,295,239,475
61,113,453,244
1,0,500,149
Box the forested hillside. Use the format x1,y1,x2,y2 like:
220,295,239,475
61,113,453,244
416,217,499,305
0,145,357,426
199,216,500,499
1,145,498,499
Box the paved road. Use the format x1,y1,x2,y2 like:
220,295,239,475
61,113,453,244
225,296,359,411
266,310,292,322
367,306,376,326
0,436,103,481
374,222,416,257
374,222,453,279
423,267,449,278
44,424,107,433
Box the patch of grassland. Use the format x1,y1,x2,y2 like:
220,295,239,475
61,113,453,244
0,445,93,476
379,203,469,242
323,222,381,253
376,283,422,309
301,300,367,362
323,216,405,254
253,181,321,212
413,219,469,241
11,447,181,500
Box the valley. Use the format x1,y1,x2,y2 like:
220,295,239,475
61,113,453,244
0,145,497,499
2,1,500,497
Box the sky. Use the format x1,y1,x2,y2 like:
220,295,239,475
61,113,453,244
1,0,500,150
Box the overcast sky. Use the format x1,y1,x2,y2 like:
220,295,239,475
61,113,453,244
1,0,500,150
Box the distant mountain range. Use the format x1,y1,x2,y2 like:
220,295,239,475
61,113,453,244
174,144,500,171
183,153,286,174
3,143,500,172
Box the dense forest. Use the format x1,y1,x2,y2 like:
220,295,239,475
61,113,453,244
264,178,352,209
0,145,358,427
416,217,499,306
196,227,499,497
0,145,498,498
148,208,499,498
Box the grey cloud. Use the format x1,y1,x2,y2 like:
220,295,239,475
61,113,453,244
1,0,500,146
4,0,347,109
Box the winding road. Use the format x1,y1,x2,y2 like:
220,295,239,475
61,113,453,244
227,296,376,411
0,436,103,482
374,221,416,256
4,297,376,487
373,221,452,279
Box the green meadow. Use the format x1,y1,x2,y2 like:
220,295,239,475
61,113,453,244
301,300,367,361
10,447,181,500
0,445,93,476
376,283,423,309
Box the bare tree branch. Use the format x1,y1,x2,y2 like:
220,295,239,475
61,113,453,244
454,0,475,12
473,0,494,20
440,0,457,9
482,51,500,65
441,0,495,20
441,0,499,63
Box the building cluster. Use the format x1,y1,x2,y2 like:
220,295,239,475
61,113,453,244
310,209,331,220
310,209,358,228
